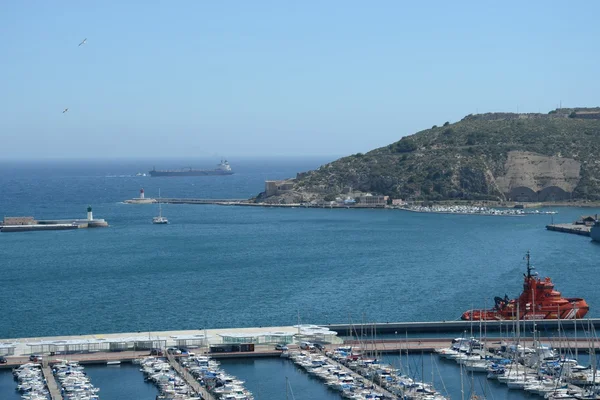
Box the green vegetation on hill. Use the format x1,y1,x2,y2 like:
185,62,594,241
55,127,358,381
291,109,600,201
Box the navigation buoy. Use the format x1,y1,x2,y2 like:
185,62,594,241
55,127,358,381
140,188,145,199
87,205,93,221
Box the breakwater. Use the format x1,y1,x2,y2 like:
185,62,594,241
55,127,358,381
3,319,600,362
0,217,108,232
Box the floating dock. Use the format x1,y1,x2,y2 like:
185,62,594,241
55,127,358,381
546,223,591,236
166,352,216,400
41,365,62,400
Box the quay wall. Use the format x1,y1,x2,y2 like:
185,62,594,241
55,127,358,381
328,318,600,334
546,223,591,236
0,224,80,232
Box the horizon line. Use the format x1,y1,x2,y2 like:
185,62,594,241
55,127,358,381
0,154,344,162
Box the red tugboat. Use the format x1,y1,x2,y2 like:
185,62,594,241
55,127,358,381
461,251,589,321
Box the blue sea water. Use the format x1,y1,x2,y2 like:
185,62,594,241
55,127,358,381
219,358,341,400
84,363,159,400
1,158,600,339
0,370,20,400
2,157,600,399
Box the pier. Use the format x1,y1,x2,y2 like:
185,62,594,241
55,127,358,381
317,350,397,398
166,352,216,400
41,365,62,400
546,223,591,236
160,198,249,205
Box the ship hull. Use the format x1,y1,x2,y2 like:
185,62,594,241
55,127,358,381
149,170,234,177
591,225,600,242
462,298,589,321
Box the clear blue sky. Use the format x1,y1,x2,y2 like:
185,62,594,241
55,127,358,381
1,1,599,159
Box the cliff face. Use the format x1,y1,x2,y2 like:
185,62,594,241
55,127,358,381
259,109,600,202
494,151,581,201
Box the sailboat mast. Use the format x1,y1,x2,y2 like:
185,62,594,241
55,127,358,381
574,302,578,362
158,188,162,217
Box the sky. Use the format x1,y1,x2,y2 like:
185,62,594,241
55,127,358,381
1,1,599,159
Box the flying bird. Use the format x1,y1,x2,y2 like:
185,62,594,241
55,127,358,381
78,38,87,46
63,108,69,113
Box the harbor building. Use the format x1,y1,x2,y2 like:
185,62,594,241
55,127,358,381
218,331,294,345
264,180,295,197
575,215,598,226
0,342,16,356
24,336,168,355
171,334,211,349
357,194,388,207
2,216,37,225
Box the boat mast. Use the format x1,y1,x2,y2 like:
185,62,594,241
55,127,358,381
590,320,597,394
158,188,162,217
573,301,578,362
557,304,562,360
525,250,532,279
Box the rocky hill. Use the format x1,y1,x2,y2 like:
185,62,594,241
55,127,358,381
257,108,600,203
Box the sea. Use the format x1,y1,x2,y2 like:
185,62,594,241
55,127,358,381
1,157,600,399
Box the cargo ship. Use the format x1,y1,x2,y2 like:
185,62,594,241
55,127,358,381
149,160,234,177
461,251,589,321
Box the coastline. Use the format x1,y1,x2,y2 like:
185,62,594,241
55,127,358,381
121,196,585,216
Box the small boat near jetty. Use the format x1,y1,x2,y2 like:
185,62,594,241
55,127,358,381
461,251,589,321
153,189,168,224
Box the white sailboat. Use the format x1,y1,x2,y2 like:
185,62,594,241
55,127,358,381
152,189,168,224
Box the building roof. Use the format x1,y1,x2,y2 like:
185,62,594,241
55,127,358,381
293,325,338,336
218,331,295,338
26,336,168,346
170,334,212,340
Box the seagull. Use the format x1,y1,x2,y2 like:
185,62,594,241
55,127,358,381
78,38,87,47
62,108,69,113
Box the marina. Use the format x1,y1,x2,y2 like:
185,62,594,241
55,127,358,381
139,356,202,399
396,204,546,216
5,321,600,399
53,360,100,400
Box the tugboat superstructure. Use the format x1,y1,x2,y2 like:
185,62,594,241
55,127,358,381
461,251,589,320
